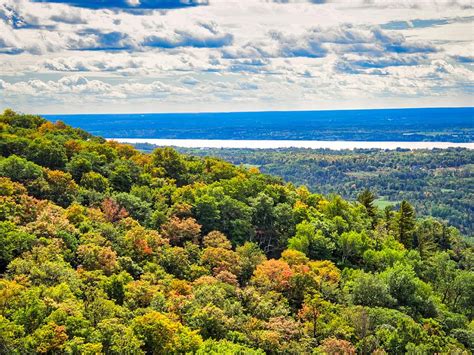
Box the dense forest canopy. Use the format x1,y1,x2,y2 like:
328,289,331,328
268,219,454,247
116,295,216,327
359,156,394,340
165,147,474,237
0,109,473,354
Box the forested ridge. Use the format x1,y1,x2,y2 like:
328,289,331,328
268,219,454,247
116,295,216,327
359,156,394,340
0,109,473,354
170,147,474,237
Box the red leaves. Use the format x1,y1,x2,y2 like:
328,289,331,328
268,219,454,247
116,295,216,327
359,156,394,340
101,197,128,223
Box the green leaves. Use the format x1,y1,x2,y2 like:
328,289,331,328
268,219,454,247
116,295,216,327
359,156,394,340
0,111,472,354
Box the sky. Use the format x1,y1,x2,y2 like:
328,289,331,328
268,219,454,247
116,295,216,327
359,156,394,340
0,0,473,114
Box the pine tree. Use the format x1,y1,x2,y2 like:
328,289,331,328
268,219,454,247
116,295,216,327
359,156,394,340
357,188,377,226
396,200,416,249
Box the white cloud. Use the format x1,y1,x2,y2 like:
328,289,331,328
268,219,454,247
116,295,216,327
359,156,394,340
0,0,472,113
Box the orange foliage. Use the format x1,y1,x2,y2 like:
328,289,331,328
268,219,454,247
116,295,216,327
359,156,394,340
161,216,201,246
124,225,168,259
101,197,129,223
201,247,241,276
318,337,356,355
251,259,293,292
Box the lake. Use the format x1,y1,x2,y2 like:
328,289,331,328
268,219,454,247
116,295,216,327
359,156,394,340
109,138,474,150
45,107,474,142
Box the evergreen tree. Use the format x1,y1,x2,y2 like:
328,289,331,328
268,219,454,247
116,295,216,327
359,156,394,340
396,200,416,249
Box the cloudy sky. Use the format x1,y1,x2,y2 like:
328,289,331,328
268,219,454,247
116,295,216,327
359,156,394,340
0,0,473,114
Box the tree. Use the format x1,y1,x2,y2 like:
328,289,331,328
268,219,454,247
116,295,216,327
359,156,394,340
0,315,26,354
357,188,377,226
0,221,36,272
382,263,436,318
201,246,241,277
0,155,43,183
288,221,335,260
413,219,440,259
1,109,45,129
337,231,371,265
298,294,327,339
196,339,264,354
202,231,232,249
236,242,267,285
132,311,202,354
449,271,474,318
217,196,254,246
66,155,93,182
80,171,109,192
26,139,67,169
350,272,395,308
251,259,293,292
316,337,356,355
97,318,143,354
77,244,117,275
113,192,152,224
251,192,277,255
101,197,129,223
25,322,68,353
194,195,220,235
39,169,78,207
152,147,187,185
161,217,201,246
110,164,134,192
122,225,168,261
395,201,416,249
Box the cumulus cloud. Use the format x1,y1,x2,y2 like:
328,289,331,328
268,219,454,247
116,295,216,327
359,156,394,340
0,0,472,112
223,24,437,66
0,75,190,103
31,0,209,10
271,0,473,9
143,25,233,49
50,9,87,24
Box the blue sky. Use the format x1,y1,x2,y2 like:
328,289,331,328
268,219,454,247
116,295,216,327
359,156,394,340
0,0,473,113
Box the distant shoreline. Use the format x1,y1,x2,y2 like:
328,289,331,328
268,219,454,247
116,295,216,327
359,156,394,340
109,138,474,150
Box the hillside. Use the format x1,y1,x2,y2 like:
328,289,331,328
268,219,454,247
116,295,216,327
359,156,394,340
165,147,474,236
1,110,473,354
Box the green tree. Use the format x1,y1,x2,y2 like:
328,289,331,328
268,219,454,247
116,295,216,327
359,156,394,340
350,272,395,307
26,139,67,169
152,147,187,185
288,221,335,260
132,311,202,354
395,201,416,249
66,155,93,182
357,188,377,226
0,155,43,183
109,164,134,192
80,171,109,192
196,339,264,355
97,318,143,354
0,221,36,272
194,195,220,235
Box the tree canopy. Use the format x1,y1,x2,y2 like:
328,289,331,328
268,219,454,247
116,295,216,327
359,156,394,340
0,110,473,354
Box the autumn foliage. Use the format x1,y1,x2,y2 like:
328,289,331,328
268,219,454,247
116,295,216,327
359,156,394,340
0,111,472,354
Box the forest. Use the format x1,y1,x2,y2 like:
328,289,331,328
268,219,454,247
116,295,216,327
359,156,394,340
0,109,473,354
168,147,474,237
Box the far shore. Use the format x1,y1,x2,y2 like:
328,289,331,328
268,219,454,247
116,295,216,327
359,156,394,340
108,138,474,150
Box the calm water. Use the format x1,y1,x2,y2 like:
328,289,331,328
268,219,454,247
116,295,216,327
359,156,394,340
110,138,474,150
45,107,474,142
